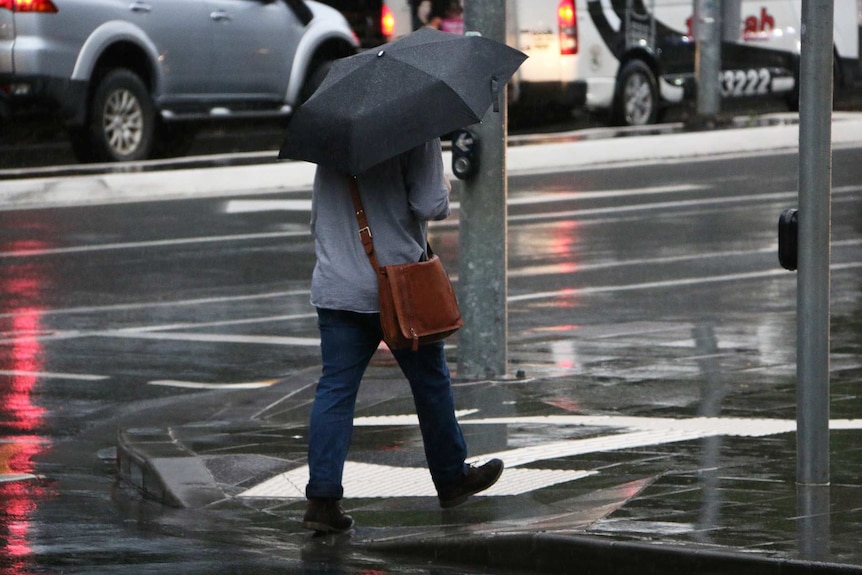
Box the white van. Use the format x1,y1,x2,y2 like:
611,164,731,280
509,0,862,125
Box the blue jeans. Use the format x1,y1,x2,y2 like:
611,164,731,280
306,308,468,500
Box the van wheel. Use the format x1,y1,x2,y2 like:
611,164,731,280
613,60,659,127
71,69,155,162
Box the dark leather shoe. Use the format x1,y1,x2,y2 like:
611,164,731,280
437,458,504,508
302,498,354,533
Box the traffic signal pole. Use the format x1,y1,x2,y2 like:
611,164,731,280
694,0,721,118
796,0,833,488
458,0,508,379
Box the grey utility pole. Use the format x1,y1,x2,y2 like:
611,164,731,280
796,0,833,487
721,0,741,44
458,0,508,379
694,0,721,118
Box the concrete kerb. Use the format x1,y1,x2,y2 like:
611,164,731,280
116,427,226,509
4,112,862,212
112,368,321,508
365,533,862,575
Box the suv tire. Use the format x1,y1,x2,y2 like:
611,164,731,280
301,60,334,103
72,69,156,163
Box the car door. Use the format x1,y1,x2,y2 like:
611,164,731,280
128,0,213,99
207,0,304,102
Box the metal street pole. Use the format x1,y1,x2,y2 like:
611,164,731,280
721,0,740,44
458,0,508,379
694,0,721,118
797,0,833,486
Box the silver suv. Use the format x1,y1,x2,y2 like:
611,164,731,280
0,0,357,162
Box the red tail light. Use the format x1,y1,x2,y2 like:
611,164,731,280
381,4,396,39
0,0,59,12
558,0,577,55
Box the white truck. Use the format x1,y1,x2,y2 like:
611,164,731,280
509,0,862,125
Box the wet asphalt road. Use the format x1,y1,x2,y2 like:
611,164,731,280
1,142,861,573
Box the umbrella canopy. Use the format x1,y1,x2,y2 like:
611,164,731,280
278,27,527,175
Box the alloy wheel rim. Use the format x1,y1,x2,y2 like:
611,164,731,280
103,88,144,156
624,73,653,126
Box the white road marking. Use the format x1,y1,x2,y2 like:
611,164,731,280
0,370,108,381
5,186,858,260
99,331,320,347
8,256,858,348
507,247,777,278
149,379,278,390
110,313,316,333
506,184,705,205
0,474,40,484
509,261,862,303
508,269,790,302
3,250,857,349
239,462,595,499
508,190,794,223
0,291,309,320
507,184,861,223
0,231,307,258
239,413,862,500
223,199,312,213
222,185,704,216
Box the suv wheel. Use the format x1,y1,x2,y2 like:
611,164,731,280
72,69,155,162
613,60,659,127
301,60,334,103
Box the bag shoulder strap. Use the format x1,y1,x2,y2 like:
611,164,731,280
348,175,433,269
348,176,382,272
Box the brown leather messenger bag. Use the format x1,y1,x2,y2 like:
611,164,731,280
349,176,462,351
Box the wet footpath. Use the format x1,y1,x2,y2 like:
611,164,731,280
116,114,862,575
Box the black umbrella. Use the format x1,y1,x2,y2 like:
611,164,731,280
278,27,527,175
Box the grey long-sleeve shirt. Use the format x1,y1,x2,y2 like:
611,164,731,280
309,138,451,313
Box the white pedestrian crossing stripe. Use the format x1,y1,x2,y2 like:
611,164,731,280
239,462,595,499
238,414,862,500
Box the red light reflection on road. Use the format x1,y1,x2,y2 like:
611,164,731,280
547,220,582,283
544,396,582,412
549,220,580,255
540,287,580,309
4,310,47,429
511,219,583,306
1,443,48,567
1,242,53,571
